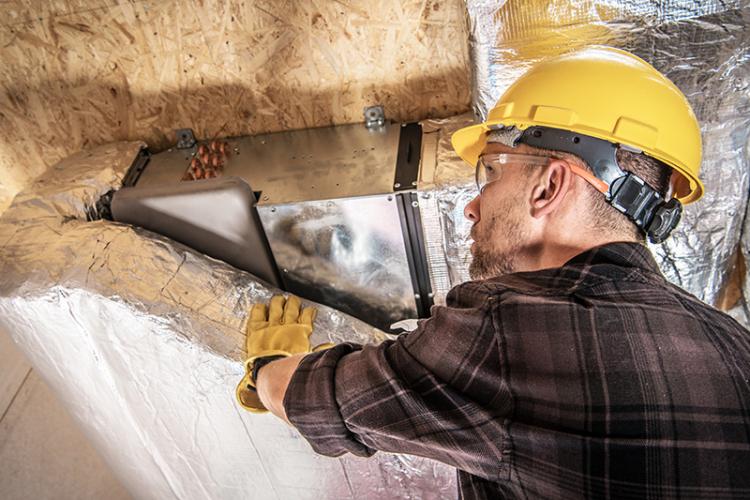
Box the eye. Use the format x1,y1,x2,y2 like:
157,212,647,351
484,164,499,182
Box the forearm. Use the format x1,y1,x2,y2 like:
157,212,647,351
256,353,305,423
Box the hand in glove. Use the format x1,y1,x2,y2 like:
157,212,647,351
236,294,332,413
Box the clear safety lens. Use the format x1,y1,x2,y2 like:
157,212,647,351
475,153,550,194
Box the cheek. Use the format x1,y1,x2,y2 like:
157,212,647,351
481,191,525,231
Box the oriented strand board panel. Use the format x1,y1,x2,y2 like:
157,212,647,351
0,0,471,211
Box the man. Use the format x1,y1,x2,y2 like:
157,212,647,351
237,47,750,498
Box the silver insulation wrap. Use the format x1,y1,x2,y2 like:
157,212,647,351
0,142,455,499
466,0,750,309
418,114,477,304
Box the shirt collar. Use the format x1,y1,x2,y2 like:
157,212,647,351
564,241,662,275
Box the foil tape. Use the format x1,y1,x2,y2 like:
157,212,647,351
465,0,750,311
0,142,454,499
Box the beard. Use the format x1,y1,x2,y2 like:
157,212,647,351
468,196,528,280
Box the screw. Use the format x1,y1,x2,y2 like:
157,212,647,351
394,183,401,189
270,207,276,212
411,181,417,186
411,201,418,208
283,268,288,273
414,293,421,299
428,292,434,298
387,195,393,201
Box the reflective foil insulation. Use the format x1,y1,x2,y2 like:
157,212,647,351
2,2,749,499
0,142,455,499
466,0,750,312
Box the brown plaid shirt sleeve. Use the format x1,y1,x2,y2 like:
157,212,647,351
283,242,750,499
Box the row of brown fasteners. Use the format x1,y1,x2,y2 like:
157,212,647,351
184,140,230,180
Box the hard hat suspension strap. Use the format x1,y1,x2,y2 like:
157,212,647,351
511,125,682,243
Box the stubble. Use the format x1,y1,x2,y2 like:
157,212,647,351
468,196,527,280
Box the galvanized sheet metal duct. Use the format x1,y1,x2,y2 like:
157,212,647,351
462,0,750,309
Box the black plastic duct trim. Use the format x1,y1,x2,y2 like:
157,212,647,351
397,192,434,320
122,147,151,188
89,147,151,221
393,122,422,192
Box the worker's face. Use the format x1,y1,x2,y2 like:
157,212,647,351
463,143,541,280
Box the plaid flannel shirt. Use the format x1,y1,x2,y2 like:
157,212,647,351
283,242,750,499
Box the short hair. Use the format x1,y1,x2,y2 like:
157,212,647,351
521,145,672,241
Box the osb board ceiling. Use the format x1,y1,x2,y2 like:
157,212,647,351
0,0,471,212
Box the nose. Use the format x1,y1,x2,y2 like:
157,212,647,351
464,195,481,222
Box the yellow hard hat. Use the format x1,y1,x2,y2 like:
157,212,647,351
452,46,704,204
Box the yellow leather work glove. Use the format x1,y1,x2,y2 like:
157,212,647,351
236,294,333,413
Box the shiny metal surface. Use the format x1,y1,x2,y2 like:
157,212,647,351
465,0,750,310
258,195,418,331
0,141,454,499
133,121,413,330
137,122,401,205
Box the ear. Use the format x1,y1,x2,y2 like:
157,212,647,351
528,159,574,219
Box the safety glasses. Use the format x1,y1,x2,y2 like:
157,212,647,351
475,153,608,195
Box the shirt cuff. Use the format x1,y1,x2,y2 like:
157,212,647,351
282,343,377,458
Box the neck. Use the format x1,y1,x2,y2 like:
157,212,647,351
518,232,638,272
